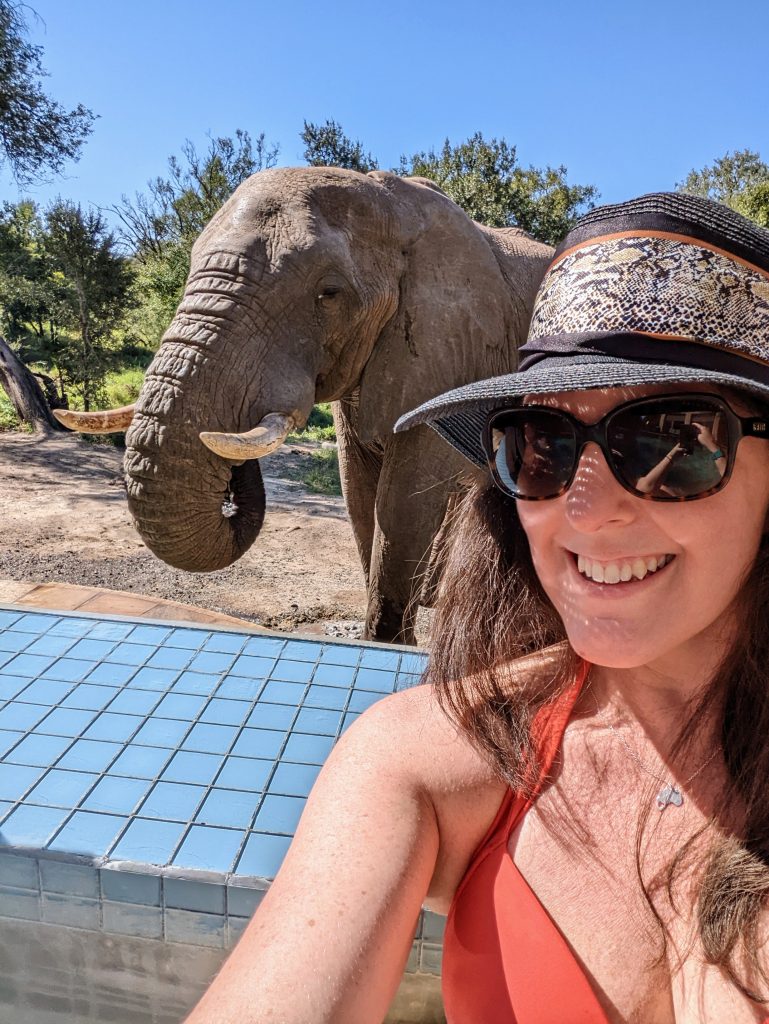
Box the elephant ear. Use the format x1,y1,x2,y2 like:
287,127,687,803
357,172,549,443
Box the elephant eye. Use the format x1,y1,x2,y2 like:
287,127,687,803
317,286,342,301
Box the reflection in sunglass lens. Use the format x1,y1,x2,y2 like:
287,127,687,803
491,411,576,498
608,401,730,499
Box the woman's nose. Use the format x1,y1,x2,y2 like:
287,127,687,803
563,443,637,530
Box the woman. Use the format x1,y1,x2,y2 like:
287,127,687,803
186,193,769,1023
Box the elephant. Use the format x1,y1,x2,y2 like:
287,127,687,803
57,167,552,644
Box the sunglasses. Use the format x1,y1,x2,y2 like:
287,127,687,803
483,393,769,502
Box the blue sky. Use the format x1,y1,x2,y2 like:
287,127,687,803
4,0,769,226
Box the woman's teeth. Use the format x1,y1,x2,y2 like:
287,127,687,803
576,553,673,584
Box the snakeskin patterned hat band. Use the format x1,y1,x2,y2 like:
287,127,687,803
394,192,769,468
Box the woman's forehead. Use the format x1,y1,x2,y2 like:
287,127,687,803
522,383,726,417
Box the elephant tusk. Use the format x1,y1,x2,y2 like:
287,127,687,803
53,405,136,433
199,412,296,460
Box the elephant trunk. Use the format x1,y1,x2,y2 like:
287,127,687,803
123,314,269,573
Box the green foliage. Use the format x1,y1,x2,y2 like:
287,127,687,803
400,133,598,245
0,387,19,429
114,131,280,345
288,402,336,443
304,448,341,494
678,149,769,228
0,0,95,184
104,366,144,408
301,120,379,173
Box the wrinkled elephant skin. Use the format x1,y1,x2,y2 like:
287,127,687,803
123,167,553,643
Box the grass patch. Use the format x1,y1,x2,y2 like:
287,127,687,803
287,402,337,444
279,447,342,495
0,391,20,431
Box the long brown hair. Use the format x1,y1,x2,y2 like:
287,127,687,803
424,476,769,999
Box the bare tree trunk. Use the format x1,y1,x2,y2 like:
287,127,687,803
0,336,63,436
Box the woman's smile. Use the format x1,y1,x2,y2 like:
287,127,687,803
571,551,676,585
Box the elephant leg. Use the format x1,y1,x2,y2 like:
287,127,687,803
333,397,383,589
365,426,465,645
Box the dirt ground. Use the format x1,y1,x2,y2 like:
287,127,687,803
0,431,430,642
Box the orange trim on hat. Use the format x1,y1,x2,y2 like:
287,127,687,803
548,230,769,283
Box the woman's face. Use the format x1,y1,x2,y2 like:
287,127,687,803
515,385,769,671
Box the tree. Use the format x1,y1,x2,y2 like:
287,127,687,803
0,0,95,184
400,133,597,245
678,149,769,228
114,130,279,344
44,201,135,410
301,119,379,173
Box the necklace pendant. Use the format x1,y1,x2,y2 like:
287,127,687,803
656,784,683,810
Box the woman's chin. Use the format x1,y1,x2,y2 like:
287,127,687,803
565,624,661,669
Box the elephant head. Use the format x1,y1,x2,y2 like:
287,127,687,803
59,167,550,575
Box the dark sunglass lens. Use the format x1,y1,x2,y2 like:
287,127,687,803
490,411,576,498
609,401,730,498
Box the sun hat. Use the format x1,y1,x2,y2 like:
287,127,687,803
394,192,769,468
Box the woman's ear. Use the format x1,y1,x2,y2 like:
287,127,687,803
356,174,547,443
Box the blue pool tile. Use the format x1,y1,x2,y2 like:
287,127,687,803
133,718,189,748
139,781,205,821
282,733,335,765
66,639,117,661
110,817,184,865
282,640,322,663
104,643,155,666
269,762,321,798
17,678,75,704
25,634,76,658
246,703,296,731
236,832,290,878
48,618,91,638
173,825,244,873
109,744,173,780
83,662,137,686
359,648,401,671
196,789,261,829
319,645,361,668
260,680,306,705
41,659,96,683
215,757,272,792
82,775,148,815
165,628,210,650
2,653,55,677
38,707,97,737
242,637,284,657
125,625,171,645
146,647,194,671
348,690,382,713
294,707,343,736
127,667,178,692
215,676,264,701
202,633,247,655
48,811,127,857
0,675,32,701
105,689,161,716
0,651,16,670
199,698,251,727
0,804,70,847
12,613,61,633
354,667,396,693
187,651,236,675
230,728,284,760
396,673,422,691
400,653,427,676
0,763,45,801
57,739,122,774
228,655,276,679
0,801,11,819
303,685,348,711
161,750,223,786
4,733,72,768
172,671,220,696
0,730,22,757
60,683,119,711
253,794,306,834
0,611,21,629
0,703,49,731
312,663,356,687
26,769,98,808
269,660,314,684
183,723,238,755
83,712,142,743
154,693,207,720
341,711,362,733
0,632,31,653
87,621,135,641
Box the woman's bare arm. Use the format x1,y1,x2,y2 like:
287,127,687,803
184,686,442,1024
